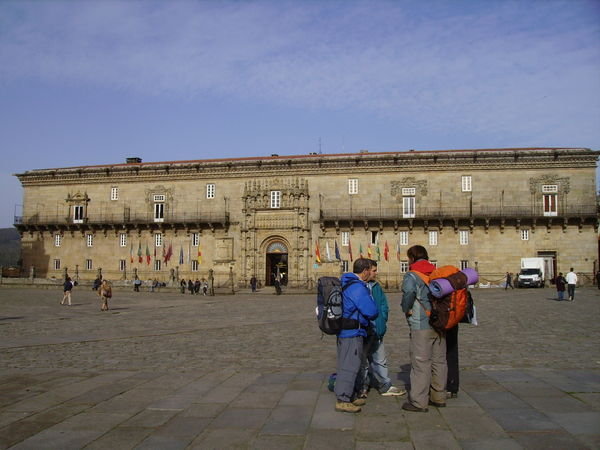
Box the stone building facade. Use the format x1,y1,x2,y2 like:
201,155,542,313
14,148,600,288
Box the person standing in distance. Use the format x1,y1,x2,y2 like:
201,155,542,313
334,258,378,413
566,268,578,301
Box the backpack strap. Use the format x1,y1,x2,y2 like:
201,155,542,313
407,271,431,317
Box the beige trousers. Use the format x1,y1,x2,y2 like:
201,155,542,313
408,328,447,409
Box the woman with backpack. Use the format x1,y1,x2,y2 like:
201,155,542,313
60,276,74,306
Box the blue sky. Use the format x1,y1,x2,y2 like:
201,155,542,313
1,0,599,228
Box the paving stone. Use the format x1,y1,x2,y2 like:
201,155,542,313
188,428,256,449
52,412,130,432
261,405,313,434
469,391,532,410
229,391,282,408
546,411,600,435
0,411,30,428
82,426,151,449
305,429,356,449
459,437,523,450
483,369,540,383
310,393,355,430
509,430,590,450
133,434,191,450
249,433,305,449
402,408,448,432
572,392,600,411
10,428,103,450
0,420,55,448
119,408,179,428
180,403,226,419
523,394,593,414
439,406,508,440
355,414,409,441
486,408,562,432
209,407,271,430
200,386,245,404
500,381,566,398
410,429,461,450
279,389,319,406
153,415,209,440
356,442,413,450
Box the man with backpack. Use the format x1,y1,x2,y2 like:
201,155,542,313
357,260,406,399
334,258,379,413
401,245,448,413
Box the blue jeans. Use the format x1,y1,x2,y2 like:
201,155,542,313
558,290,564,301
359,337,392,393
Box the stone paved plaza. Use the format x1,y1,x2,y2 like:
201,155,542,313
0,284,599,449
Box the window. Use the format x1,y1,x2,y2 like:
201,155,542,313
400,261,409,273
461,176,472,192
270,191,281,208
460,260,469,270
73,205,84,223
402,196,415,218
119,259,126,271
154,203,164,222
191,260,199,271
542,185,558,193
402,187,416,196
206,183,215,199
119,233,127,247
110,187,119,201
348,178,359,195
370,231,379,245
521,229,530,241
543,193,557,216
53,259,61,270
341,231,350,246
459,230,469,245
54,234,61,247
341,261,349,272
192,232,199,247
429,231,438,246
154,260,161,271
86,234,93,247
399,231,409,246
153,194,166,202
155,233,162,247
86,259,93,270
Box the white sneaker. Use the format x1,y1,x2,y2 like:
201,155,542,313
380,386,406,396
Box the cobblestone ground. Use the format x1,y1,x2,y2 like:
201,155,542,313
0,285,599,449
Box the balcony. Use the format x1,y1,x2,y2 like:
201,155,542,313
14,211,230,233
320,204,599,231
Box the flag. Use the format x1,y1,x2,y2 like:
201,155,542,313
137,242,142,263
154,245,157,262
384,240,389,262
179,246,184,265
164,241,173,265
326,241,331,261
348,240,353,262
145,243,151,265
396,240,401,261
130,243,134,263
367,244,372,258
376,245,381,262
315,241,321,263
197,244,202,264
334,241,341,260
359,243,363,258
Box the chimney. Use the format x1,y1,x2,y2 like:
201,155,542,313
126,157,142,163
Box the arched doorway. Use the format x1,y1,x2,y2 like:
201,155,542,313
265,241,288,286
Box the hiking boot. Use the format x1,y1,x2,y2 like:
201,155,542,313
429,400,447,408
380,386,406,397
335,401,361,413
352,397,367,406
402,402,428,413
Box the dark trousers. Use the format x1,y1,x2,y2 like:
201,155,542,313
446,325,459,394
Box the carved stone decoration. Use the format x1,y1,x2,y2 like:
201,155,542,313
144,185,174,203
65,191,90,204
528,175,570,194
390,178,428,196
243,177,309,210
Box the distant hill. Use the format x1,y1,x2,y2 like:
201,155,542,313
0,228,20,267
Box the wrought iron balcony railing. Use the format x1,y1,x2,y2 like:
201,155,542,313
14,211,229,227
320,205,598,221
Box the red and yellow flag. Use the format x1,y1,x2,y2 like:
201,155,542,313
315,241,321,263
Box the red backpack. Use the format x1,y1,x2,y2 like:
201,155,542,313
410,266,468,332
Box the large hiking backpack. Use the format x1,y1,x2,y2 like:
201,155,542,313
316,277,359,335
410,266,476,332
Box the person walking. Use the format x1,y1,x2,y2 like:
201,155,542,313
187,279,194,294
202,279,208,295
555,272,566,301
179,278,186,294
250,276,257,293
358,260,406,398
566,268,578,301
99,279,112,311
60,276,74,306
401,245,448,413
505,272,514,289
334,258,378,414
